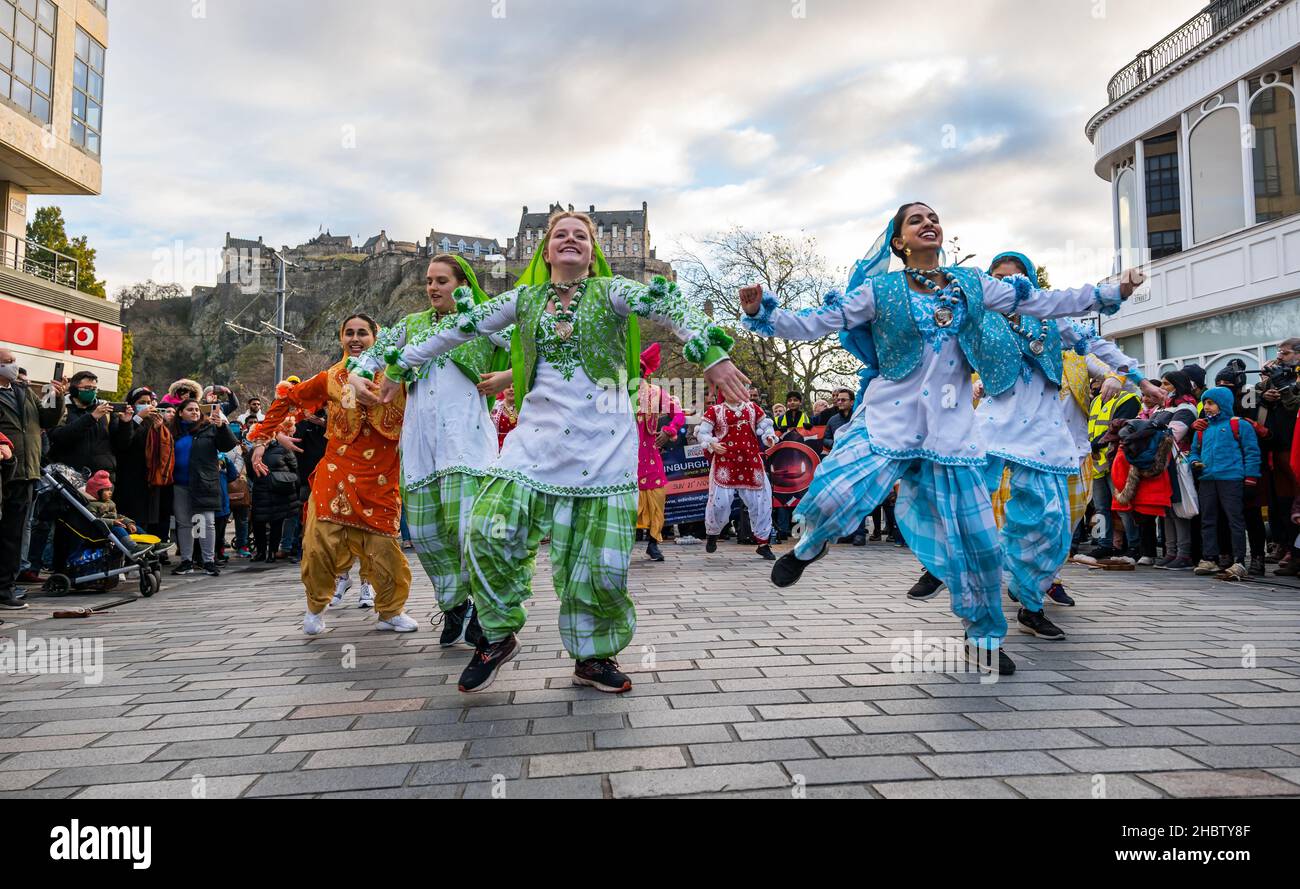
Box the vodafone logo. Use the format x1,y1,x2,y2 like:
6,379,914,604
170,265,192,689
67,321,98,351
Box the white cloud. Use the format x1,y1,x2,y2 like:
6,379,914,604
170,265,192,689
37,0,1206,297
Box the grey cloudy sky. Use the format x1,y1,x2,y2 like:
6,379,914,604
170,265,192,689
44,0,1205,294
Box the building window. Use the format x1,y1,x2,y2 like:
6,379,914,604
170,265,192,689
1144,136,1180,215
1249,73,1299,225
0,0,56,123
71,26,105,155
1148,229,1181,259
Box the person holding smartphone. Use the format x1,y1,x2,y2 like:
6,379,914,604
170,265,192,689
46,371,134,480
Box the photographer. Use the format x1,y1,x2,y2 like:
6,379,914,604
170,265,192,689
46,371,133,479
1258,340,1300,574
167,399,238,577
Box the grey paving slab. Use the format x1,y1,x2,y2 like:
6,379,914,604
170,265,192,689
3,543,1298,798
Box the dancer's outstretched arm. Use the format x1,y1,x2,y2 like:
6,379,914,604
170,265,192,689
737,282,876,342
1060,320,1164,403
982,267,1144,319
611,276,750,402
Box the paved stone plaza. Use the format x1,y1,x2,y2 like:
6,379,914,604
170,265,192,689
2,540,1299,799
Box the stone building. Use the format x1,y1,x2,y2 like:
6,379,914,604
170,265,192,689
425,228,502,258
291,230,353,259
220,232,275,284
505,202,673,283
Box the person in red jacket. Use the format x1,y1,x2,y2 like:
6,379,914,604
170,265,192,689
1111,419,1175,567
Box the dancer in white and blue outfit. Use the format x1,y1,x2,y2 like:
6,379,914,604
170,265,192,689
739,202,1144,675
976,250,1157,641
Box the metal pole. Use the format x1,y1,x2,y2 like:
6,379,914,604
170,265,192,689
274,253,286,383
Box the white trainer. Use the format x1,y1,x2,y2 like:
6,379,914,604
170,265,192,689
357,581,375,609
303,609,327,636
376,612,419,633
330,574,352,608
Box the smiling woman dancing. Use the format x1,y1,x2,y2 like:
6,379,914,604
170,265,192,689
739,202,1145,675
356,209,749,694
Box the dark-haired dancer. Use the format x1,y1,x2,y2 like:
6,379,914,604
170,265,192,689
740,202,1144,675
351,253,512,646
248,314,416,636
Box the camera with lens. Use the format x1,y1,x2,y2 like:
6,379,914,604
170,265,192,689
1253,360,1300,399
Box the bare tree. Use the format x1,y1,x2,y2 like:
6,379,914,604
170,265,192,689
114,279,188,311
672,227,859,407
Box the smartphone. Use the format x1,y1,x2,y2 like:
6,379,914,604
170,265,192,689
199,403,215,416
52,361,64,382
110,402,130,413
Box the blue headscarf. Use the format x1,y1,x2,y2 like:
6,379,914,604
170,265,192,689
988,250,1037,285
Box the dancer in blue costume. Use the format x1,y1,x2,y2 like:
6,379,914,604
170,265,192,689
972,250,1160,640
739,202,1146,675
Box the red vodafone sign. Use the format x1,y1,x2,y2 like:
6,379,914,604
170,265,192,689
67,321,99,351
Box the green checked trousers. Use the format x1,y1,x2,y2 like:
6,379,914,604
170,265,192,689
463,475,637,660
403,472,481,613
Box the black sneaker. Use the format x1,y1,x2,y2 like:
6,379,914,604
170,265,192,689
171,560,194,576
771,544,827,588
573,657,632,693
907,570,944,601
1088,544,1120,559
438,600,471,646
1249,556,1265,577
966,642,1017,676
1046,581,1076,606
0,589,29,610
1017,607,1065,640
852,534,867,546
458,634,519,693
705,535,718,553
755,544,775,560
646,540,664,562
202,562,221,577
464,605,484,648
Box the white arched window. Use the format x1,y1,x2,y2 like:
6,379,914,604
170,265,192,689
1115,162,1140,270
1188,91,1246,243
1249,70,1300,225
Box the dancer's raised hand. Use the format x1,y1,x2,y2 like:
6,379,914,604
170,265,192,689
704,358,751,405
477,370,513,397
739,285,764,316
1118,267,1146,298
379,376,403,404
349,373,382,406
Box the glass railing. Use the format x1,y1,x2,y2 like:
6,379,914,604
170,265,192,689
0,227,81,290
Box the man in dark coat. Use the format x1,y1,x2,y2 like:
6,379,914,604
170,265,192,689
0,347,65,608
46,370,132,478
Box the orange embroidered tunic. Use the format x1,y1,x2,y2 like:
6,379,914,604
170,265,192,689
248,360,407,537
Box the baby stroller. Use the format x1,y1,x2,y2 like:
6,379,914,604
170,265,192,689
33,463,164,597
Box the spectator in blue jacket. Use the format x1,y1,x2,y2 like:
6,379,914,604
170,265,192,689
1191,386,1261,580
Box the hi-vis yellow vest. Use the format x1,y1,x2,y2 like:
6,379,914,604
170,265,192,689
1088,390,1138,478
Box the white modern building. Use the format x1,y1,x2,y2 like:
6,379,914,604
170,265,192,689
1088,0,1300,381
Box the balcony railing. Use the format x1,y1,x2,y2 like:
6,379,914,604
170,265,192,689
0,228,81,291
1106,0,1271,103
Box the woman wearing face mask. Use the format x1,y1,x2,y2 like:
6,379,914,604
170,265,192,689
739,202,1144,676
167,398,238,576
113,387,167,545
360,210,747,694
248,314,418,637
350,253,511,646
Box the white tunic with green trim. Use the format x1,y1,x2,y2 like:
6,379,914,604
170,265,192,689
392,276,729,498
354,309,509,491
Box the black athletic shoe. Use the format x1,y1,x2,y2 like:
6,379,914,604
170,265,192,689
705,535,718,553
1046,582,1076,606
171,560,194,576
439,600,471,647
756,544,775,560
852,534,867,546
1088,544,1120,559
573,657,632,693
646,540,664,562
464,605,485,648
907,570,944,601
1017,607,1065,640
771,544,827,588
202,562,221,577
966,642,1017,676
458,634,519,693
